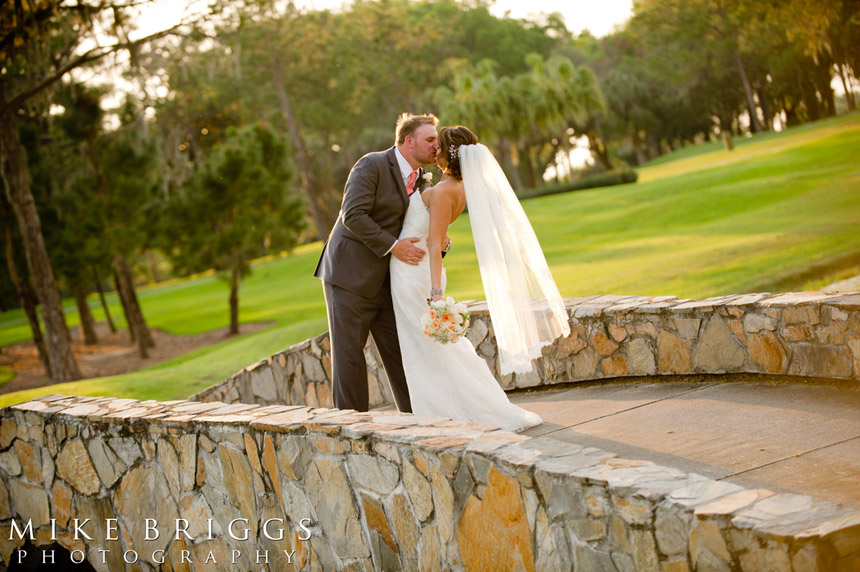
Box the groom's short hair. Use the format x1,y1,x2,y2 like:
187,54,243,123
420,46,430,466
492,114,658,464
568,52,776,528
395,113,439,145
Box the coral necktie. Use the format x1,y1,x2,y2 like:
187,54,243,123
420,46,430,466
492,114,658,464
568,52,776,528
406,170,418,195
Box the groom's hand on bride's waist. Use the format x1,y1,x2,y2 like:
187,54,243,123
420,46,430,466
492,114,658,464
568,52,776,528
392,237,426,266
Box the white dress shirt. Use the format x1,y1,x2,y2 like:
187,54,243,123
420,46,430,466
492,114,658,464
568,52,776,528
395,146,417,186
386,147,418,254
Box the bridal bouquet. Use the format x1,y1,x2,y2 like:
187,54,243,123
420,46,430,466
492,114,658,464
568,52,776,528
422,297,471,344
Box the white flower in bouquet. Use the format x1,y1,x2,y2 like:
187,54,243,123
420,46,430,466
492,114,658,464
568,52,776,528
421,296,470,344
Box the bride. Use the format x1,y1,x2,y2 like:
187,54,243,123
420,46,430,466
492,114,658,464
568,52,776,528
390,126,570,432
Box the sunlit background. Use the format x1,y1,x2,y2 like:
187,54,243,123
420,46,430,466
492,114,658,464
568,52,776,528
1,0,857,399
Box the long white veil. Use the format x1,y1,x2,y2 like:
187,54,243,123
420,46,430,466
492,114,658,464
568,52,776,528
460,143,571,375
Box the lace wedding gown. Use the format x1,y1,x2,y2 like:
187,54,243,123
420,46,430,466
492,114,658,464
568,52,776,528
390,191,543,432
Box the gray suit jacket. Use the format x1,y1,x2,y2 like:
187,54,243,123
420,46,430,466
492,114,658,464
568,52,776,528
315,147,420,298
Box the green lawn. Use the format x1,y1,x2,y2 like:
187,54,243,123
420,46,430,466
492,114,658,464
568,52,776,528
2,112,858,407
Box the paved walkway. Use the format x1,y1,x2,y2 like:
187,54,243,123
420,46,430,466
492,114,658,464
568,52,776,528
824,274,860,293
513,380,860,510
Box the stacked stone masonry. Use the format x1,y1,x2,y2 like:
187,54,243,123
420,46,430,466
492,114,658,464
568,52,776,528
191,292,860,409
1,395,859,571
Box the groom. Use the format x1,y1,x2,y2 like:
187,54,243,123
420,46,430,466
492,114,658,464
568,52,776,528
314,113,439,412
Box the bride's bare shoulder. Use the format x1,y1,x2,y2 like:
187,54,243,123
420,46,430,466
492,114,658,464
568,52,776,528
428,179,463,200
425,179,465,220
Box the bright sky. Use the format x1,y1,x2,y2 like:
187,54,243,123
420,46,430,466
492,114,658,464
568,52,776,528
480,0,632,37
131,0,633,39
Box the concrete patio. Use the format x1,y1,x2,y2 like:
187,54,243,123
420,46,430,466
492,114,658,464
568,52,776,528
515,378,860,510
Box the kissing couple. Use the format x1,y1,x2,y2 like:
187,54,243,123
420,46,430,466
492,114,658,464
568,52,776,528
314,113,570,432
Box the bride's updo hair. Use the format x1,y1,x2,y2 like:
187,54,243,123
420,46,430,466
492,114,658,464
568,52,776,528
439,126,478,181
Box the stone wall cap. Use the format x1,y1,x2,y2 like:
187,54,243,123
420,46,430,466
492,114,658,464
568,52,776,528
600,461,688,494
563,296,602,305
824,293,860,309
652,295,681,302
402,425,486,441
694,488,776,516
253,405,305,414
671,296,741,311
414,436,473,450
570,456,654,486
522,436,587,458
106,400,145,413
759,292,843,307
604,299,659,313
171,402,230,414
464,432,528,454
369,413,442,426
629,471,712,501
9,400,51,412
193,413,259,424
355,425,465,445
669,302,712,312
246,358,271,372
533,446,616,475
301,411,372,433
490,442,541,467
635,301,681,313
437,419,498,431
665,478,746,509
159,414,197,423
204,403,261,416
732,492,822,528
725,293,771,306
33,394,72,403
574,304,621,318
743,499,854,537
796,510,860,539
100,406,155,419
43,405,71,414
249,408,316,431
289,338,314,352
58,404,108,417
590,295,642,304
341,422,412,440
186,386,219,402
350,426,428,444
466,301,488,313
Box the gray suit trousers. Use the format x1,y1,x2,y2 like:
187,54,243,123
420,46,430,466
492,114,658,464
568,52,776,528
323,280,412,413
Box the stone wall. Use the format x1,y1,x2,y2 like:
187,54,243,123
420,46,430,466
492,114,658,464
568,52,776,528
190,334,392,410
191,292,860,409
2,395,858,571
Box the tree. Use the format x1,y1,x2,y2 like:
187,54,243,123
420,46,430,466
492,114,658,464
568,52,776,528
0,194,51,375
435,54,605,188
617,0,849,154
163,124,305,334
45,86,159,358
777,0,859,112
151,0,566,238
0,0,183,381
97,107,162,357
51,82,109,347
232,1,336,241
524,54,606,175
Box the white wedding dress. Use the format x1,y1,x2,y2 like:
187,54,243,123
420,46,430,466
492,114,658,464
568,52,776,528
390,191,543,432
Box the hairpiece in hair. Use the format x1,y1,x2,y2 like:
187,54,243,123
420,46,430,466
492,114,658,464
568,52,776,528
448,145,459,161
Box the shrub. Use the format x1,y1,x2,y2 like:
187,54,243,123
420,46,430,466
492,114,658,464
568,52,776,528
519,170,638,199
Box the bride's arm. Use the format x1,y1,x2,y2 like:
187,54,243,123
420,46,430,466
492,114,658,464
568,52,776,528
427,187,456,301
